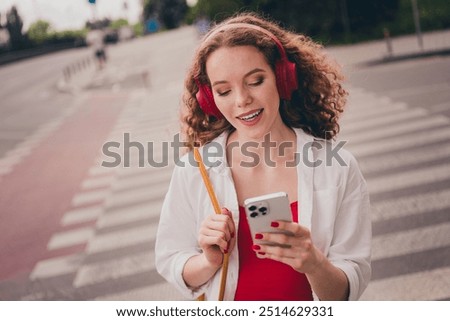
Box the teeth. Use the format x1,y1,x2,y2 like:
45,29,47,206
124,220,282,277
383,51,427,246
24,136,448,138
239,109,262,121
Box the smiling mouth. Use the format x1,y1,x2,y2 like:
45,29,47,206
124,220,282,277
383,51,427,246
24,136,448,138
237,109,263,121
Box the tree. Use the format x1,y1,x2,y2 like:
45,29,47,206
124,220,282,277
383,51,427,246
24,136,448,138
142,0,158,22
28,20,51,45
142,0,188,30
6,6,25,50
190,0,401,43
160,0,188,29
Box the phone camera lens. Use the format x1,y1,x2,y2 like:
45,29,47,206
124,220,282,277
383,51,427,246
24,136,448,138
250,212,258,218
249,205,257,211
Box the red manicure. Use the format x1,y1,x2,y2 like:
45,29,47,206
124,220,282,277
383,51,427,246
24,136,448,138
252,244,261,251
271,221,279,227
255,233,263,239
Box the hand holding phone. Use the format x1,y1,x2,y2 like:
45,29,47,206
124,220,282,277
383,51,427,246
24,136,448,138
244,192,293,247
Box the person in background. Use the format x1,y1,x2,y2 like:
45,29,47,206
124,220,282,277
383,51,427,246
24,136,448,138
155,12,371,301
86,28,107,69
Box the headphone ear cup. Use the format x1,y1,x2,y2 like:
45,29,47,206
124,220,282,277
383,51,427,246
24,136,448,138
275,58,298,100
196,83,223,119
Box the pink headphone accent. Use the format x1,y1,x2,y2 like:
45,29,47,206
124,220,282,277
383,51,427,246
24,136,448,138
195,23,298,119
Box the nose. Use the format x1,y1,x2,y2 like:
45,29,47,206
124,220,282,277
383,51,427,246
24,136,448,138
235,86,253,108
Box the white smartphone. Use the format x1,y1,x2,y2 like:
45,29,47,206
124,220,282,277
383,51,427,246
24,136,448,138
243,191,294,246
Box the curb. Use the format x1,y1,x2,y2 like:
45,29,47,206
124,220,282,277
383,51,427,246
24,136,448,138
360,47,450,67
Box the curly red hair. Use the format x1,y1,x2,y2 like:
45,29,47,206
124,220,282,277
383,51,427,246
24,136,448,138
181,12,347,149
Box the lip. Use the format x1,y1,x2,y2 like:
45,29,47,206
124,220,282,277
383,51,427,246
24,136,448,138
236,108,263,119
236,108,264,126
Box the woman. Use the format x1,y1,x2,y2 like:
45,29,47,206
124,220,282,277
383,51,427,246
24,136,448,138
155,12,371,301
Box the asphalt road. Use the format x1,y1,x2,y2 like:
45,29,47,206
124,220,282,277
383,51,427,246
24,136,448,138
348,55,450,117
0,26,449,300
0,46,93,158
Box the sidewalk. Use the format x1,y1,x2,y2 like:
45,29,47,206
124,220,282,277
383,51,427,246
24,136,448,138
326,29,450,68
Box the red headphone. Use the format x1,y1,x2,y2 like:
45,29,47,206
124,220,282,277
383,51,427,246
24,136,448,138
195,23,298,120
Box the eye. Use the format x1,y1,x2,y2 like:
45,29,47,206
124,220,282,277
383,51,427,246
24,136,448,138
249,77,264,87
217,90,231,97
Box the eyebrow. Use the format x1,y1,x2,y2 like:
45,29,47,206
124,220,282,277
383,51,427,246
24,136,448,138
212,68,266,87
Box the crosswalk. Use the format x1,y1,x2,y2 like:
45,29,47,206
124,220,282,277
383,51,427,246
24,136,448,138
340,87,450,301
20,84,450,301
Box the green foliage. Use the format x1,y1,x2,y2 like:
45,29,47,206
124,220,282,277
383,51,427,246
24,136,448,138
110,18,129,30
384,0,450,37
28,20,51,45
194,0,246,22
188,0,450,44
133,22,144,37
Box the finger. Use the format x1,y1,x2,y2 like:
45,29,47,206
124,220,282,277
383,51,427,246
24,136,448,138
263,252,301,268
257,232,293,247
270,220,310,238
221,207,236,238
256,231,314,254
199,234,228,252
252,243,299,259
199,224,229,246
204,217,232,240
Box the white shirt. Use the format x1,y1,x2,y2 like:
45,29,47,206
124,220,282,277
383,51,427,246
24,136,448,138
155,128,371,301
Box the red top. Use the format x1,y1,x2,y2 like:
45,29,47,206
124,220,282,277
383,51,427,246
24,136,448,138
234,201,313,301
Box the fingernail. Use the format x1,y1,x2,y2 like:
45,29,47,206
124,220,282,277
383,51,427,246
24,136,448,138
255,233,263,239
231,232,235,238
252,244,261,251
271,221,279,227
224,249,228,254
258,252,266,255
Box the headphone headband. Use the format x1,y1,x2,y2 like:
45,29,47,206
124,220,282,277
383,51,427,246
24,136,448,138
201,23,289,61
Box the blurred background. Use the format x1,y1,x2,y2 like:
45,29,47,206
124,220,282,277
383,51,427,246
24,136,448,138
0,0,449,300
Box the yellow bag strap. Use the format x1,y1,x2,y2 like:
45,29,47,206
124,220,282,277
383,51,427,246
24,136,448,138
193,147,229,301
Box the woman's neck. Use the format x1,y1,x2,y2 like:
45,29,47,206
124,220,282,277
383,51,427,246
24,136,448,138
226,125,297,167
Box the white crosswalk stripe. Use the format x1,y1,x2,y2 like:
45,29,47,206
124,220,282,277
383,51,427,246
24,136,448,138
47,227,94,251
61,206,103,226
71,189,110,207
73,252,155,288
345,126,450,158
342,107,427,133
367,163,450,195
97,201,162,229
372,222,450,260
357,142,450,175
94,283,185,301
371,188,450,222
30,253,85,280
360,267,450,300
344,115,448,145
